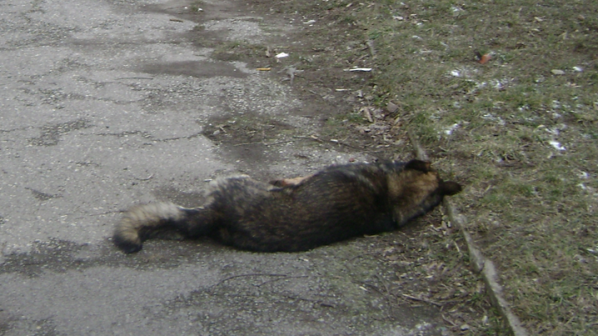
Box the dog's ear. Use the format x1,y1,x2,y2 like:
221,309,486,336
405,160,431,172
440,181,462,196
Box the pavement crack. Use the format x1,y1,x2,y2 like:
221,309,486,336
25,187,61,201
28,119,92,146
0,126,35,134
93,131,204,143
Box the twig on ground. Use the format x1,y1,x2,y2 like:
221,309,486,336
402,293,443,307
211,273,305,289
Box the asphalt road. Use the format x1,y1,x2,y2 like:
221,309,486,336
0,0,450,334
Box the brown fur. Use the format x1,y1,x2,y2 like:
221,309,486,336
113,160,462,253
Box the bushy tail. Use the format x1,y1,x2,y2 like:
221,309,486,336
113,202,209,253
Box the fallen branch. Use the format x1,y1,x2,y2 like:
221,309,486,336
401,293,443,307
211,273,304,289
444,202,529,336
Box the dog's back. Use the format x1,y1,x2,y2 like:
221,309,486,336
206,160,460,251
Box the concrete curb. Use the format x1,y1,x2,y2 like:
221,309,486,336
409,132,529,336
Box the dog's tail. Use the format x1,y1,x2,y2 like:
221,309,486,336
113,202,213,253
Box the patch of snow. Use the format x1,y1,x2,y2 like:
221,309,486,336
549,140,566,151
444,123,460,135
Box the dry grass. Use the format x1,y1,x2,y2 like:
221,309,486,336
247,0,598,334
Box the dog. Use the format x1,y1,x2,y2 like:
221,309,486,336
113,160,461,253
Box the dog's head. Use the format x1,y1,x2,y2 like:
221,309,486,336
389,159,462,226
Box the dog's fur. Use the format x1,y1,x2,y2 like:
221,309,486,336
113,160,461,253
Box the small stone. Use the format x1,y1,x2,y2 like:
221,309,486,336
551,69,565,75
373,108,385,120
460,324,470,331
387,101,399,113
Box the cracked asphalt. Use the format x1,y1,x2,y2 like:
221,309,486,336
0,0,450,334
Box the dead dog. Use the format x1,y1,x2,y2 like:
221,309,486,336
113,160,461,253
